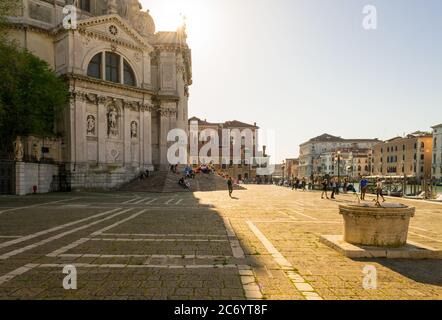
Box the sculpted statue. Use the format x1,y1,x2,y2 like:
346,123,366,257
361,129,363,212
87,115,96,136
107,107,118,136
33,140,42,162
130,121,138,138
13,136,24,162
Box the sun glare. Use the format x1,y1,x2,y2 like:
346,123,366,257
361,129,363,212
140,0,203,32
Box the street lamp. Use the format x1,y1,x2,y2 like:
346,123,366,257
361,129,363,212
334,151,341,182
334,151,341,194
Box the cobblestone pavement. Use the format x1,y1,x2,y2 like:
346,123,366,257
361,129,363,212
0,186,441,300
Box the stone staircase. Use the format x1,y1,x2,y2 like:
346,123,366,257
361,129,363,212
119,171,242,193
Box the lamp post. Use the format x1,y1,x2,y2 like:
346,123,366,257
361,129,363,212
335,151,341,194
335,151,341,181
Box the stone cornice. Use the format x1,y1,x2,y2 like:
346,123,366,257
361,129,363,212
158,107,177,117
8,21,53,35
64,74,155,95
70,90,155,113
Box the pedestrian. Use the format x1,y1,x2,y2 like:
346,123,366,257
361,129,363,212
321,178,329,199
227,176,233,197
360,176,368,200
295,177,299,190
301,177,306,191
331,177,337,199
376,178,386,203
343,179,348,194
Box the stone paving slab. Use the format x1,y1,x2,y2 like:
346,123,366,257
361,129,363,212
0,184,441,300
320,235,442,259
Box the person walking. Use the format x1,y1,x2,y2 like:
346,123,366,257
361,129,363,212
294,177,300,190
343,179,348,194
227,176,233,197
360,176,368,200
330,177,337,199
376,178,386,203
301,177,307,191
321,178,329,199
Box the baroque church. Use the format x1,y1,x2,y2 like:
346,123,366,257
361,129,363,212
7,0,192,191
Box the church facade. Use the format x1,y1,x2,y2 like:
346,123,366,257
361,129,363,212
7,0,192,191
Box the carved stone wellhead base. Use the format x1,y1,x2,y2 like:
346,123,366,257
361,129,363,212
339,203,415,247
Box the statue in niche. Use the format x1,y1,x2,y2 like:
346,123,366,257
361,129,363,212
107,107,118,137
130,121,138,138
86,115,96,136
33,140,42,162
13,136,24,162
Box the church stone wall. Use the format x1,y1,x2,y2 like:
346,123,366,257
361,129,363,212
6,1,192,193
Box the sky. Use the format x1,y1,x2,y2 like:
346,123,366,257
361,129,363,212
141,0,442,163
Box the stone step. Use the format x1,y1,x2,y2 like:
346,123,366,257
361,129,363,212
119,171,243,193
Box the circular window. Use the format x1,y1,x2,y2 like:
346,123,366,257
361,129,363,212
109,25,118,36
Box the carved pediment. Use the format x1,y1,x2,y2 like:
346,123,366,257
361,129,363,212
77,14,153,52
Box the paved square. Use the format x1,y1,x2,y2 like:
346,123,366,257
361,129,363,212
0,185,441,300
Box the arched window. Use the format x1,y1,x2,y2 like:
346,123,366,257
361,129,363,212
87,53,102,79
123,60,136,86
79,0,91,12
87,52,136,87
106,52,120,83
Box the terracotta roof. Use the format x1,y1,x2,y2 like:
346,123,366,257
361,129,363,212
223,120,258,128
188,117,258,128
188,117,217,126
308,134,344,142
300,133,379,146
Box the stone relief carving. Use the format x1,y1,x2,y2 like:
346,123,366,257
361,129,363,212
85,93,98,104
13,136,24,162
33,139,42,162
124,101,139,112
106,142,123,163
159,108,177,117
86,115,96,136
107,106,119,137
130,121,138,138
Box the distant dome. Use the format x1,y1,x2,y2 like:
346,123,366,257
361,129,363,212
117,0,155,36
137,10,156,36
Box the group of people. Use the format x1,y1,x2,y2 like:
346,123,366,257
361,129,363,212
138,169,150,180
291,177,307,191
176,163,217,189
320,176,386,202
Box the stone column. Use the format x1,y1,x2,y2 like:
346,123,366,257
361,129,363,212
159,109,169,170
97,96,107,164
75,95,87,163
123,102,131,166
142,104,153,169
66,92,76,165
